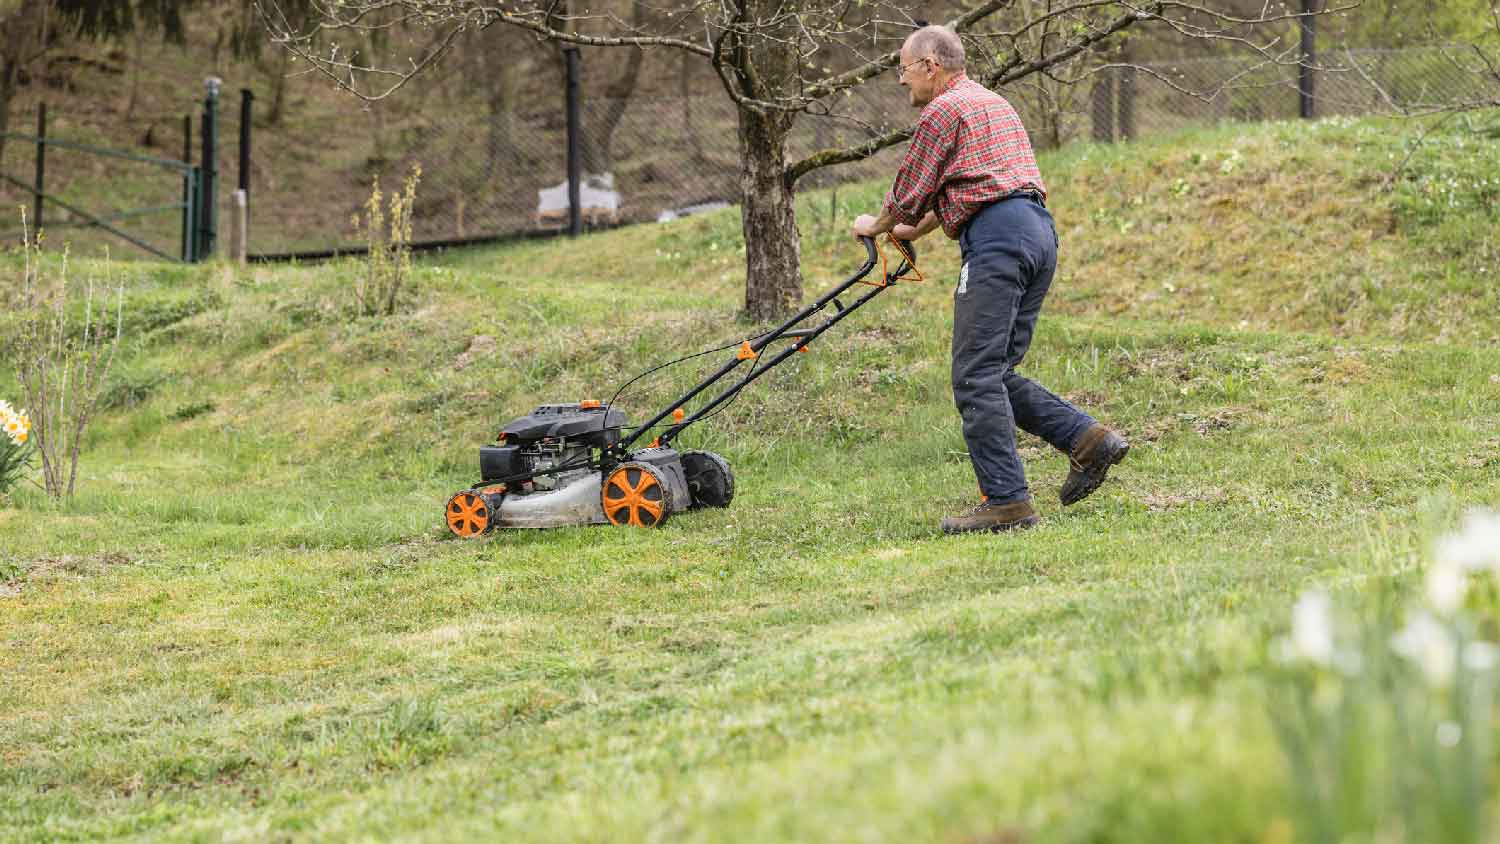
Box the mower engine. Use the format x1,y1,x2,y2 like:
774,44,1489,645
444,401,733,537
483,403,622,493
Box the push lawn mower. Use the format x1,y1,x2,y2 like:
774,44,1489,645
444,235,918,537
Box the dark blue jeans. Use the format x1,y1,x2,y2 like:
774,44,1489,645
953,195,1094,504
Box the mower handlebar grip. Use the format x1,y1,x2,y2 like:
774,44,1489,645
858,235,877,264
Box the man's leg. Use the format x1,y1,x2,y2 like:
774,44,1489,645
1002,204,1096,454
942,243,1040,535
1003,200,1129,506
950,240,1029,505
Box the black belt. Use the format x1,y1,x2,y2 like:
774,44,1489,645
1006,188,1045,206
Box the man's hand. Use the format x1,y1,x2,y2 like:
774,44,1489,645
851,214,884,239
892,211,939,241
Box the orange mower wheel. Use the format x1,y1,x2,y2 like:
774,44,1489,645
445,490,495,538
601,462,673,528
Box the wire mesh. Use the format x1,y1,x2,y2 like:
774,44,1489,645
0,44,1494,262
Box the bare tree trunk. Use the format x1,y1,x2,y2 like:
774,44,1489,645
580,0,647,175
370,102,387,169
581,45,643,175
124,26,142,119
1117,45,1136,140
1091,70,1113,142
266,47,290,126
738,106,801,321
0,0,49,172
484,56,521,183
681,51,704,162
0,56,20,168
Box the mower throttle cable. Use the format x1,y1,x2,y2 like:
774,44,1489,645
596,234,921,445
597,324,786,441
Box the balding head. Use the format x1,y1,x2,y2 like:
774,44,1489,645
904,25,965,73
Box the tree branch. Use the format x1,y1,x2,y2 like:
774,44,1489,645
786,3,1155,183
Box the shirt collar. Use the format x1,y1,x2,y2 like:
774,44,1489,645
941,71,968,93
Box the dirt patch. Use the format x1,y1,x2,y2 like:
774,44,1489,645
1139,488,1227,511
1064,390,1109,408
1115,347,1193,383
1461,437,1500,469
27,552,135,579
1180,408,1243,436
454,335,498,370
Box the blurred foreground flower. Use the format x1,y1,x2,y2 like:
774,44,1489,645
1435,511,1500,573
1272,509,1500,844
1288,589,1335,665
1423,509,1500,617
1390,611,1458,687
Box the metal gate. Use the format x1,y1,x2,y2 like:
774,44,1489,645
0,91,222,263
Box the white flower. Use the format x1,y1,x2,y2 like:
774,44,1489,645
1289,590,1335,666
1392,611,1457,687
1436,721,1463,748
1435,511,1500,574
1426,562,1468,614
1463,641,1500,672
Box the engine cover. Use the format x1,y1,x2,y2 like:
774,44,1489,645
501,403,627,448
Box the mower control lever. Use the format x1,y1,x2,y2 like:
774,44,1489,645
893,238,916,266
889,238,917,281
857,235,918,282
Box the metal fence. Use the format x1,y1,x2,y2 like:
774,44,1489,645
0,44,1495,262
1078,45,1500,144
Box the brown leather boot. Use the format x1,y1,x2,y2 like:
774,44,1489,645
940,499,1040,535
1060,424,1129,506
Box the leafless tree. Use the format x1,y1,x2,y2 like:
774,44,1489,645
260,0,1331,319
0,0,53,166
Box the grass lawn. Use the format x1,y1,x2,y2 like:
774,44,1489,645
2,116,1499,843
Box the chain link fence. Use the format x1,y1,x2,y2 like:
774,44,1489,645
0,44,1495,262
1074,45,1500,145
234,69,917,258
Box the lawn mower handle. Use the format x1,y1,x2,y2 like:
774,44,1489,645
856,235,918,280
620,235,920,453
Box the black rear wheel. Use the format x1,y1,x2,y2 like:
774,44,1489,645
682,450,734,509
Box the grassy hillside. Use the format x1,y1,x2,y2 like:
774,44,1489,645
1,116,1499,843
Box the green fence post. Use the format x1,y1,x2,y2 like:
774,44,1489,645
185,168,199,263
33,102,45,239
198,77,220,258
181,114,193,261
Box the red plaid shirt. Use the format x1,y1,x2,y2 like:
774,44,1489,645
884,73,1046,239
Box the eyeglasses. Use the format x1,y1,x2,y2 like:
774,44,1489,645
898,56,932,77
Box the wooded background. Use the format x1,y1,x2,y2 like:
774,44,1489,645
0,0,1493,272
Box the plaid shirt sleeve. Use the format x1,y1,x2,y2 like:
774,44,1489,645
883,101,959,226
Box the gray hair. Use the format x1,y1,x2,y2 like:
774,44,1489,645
905,25,965,72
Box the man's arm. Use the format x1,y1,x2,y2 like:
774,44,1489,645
892,210,940,241
853,208,939,241
852,102,957,241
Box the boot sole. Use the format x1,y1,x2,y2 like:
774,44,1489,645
1060,438,1130,507
941,515,1041,535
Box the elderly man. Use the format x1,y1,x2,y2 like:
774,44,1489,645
853,24,1127,534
